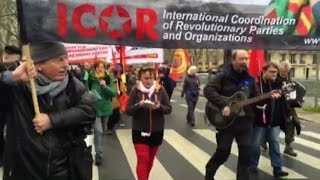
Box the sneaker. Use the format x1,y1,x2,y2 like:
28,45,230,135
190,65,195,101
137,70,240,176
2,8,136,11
284,146,297,157
273,167,289,177
95,155,102,166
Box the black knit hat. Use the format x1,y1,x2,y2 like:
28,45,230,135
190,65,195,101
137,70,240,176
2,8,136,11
4,45,22,55
30,41,67,64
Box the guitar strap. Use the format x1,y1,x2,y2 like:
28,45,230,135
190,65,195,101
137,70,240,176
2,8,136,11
257,77,267,124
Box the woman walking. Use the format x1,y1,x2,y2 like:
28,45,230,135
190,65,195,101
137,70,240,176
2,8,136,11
181,66,200,126
88,61,116,165
126,67,172,180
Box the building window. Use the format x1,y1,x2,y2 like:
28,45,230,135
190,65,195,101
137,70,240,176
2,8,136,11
212,59,218,65
313,54,317,64
290,54,296,64
267,53,271,61
281,54,286,62
300,54,305,64
290,68,295,78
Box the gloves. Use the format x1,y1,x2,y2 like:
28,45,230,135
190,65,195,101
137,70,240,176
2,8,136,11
293,120,301,135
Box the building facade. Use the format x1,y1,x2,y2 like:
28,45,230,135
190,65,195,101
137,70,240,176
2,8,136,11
269,51,318,80
195,49,319,80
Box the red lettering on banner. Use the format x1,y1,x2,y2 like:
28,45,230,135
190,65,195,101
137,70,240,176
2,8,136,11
72,4,97,37
136,8,159,40
57,3,159,40
57,3,68,36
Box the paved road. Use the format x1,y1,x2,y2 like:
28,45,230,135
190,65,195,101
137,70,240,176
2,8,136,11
97,91,320,180
1,91,320,180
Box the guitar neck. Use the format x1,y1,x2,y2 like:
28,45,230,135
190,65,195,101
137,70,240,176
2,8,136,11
240,92,273,107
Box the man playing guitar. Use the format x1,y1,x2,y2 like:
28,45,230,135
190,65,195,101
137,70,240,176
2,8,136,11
204,50,281,180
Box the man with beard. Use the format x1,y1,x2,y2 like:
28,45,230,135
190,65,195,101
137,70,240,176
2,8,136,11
0,41,95,180
204,49,254,180
249,62,289,177
204,50,280,180
0,45,22,167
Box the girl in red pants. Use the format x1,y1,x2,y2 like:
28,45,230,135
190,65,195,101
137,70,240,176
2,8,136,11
126,66,172,180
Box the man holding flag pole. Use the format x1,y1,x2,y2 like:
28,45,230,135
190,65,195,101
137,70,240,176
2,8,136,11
0,41,95,180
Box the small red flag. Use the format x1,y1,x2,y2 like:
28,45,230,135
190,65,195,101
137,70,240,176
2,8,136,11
249,50,266,81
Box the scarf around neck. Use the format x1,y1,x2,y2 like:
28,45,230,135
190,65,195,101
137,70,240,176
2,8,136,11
27,73,69,98
139,81,156,98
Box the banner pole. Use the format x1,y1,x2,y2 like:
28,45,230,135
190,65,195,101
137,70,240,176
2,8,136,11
22,44,40,116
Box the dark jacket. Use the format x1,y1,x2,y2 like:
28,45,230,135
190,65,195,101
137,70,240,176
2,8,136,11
126,84,172,132
0,72,95,180
204,65,258,129
160,67,176,91
254,77,287,128
181,74,200,99
276,75,300,125
126,74,137,95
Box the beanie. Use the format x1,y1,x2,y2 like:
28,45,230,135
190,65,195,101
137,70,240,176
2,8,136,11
30,41,67,64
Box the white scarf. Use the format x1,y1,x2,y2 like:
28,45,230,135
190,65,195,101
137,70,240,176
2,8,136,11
139,81,156,98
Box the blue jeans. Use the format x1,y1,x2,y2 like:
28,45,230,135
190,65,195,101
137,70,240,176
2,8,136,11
94,116,108,158
250,126,283,168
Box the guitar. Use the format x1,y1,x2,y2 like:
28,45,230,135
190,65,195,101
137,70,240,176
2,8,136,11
205,83,295,129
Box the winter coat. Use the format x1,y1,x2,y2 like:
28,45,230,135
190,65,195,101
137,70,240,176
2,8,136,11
126,84,172,133
254,77,287,128
0,72,95,180
181,74,200,100
204,65,259,129
88,73,116,117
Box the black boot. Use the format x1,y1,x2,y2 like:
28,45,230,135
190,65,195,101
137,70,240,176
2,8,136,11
205,171,215,180
273,167,289,177
284,145,297,157
95,155,103,166
249,167,258,174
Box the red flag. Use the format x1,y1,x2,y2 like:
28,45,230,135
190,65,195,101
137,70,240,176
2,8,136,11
112,48,117,67
120,46,127,73
169,49,190,82
155,63,160,77
249,50,266,81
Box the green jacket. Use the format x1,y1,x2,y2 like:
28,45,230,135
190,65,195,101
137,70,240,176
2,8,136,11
88,73,116,117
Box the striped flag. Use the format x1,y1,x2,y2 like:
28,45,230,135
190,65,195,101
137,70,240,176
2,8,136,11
264,0,290,30
294,5,315,35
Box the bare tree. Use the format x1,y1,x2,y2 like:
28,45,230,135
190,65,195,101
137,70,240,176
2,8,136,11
0,0,19,54
164,49,176,65
188,49,203,65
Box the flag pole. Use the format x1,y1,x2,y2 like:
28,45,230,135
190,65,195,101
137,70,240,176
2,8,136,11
22,44,40,116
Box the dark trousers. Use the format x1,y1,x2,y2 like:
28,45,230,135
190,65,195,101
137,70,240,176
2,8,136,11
285,120,295,145
185,95,198,124
0,116,5,159
107,108,121,130
206,126,252,180
165,88,174,100
285,108,299,145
